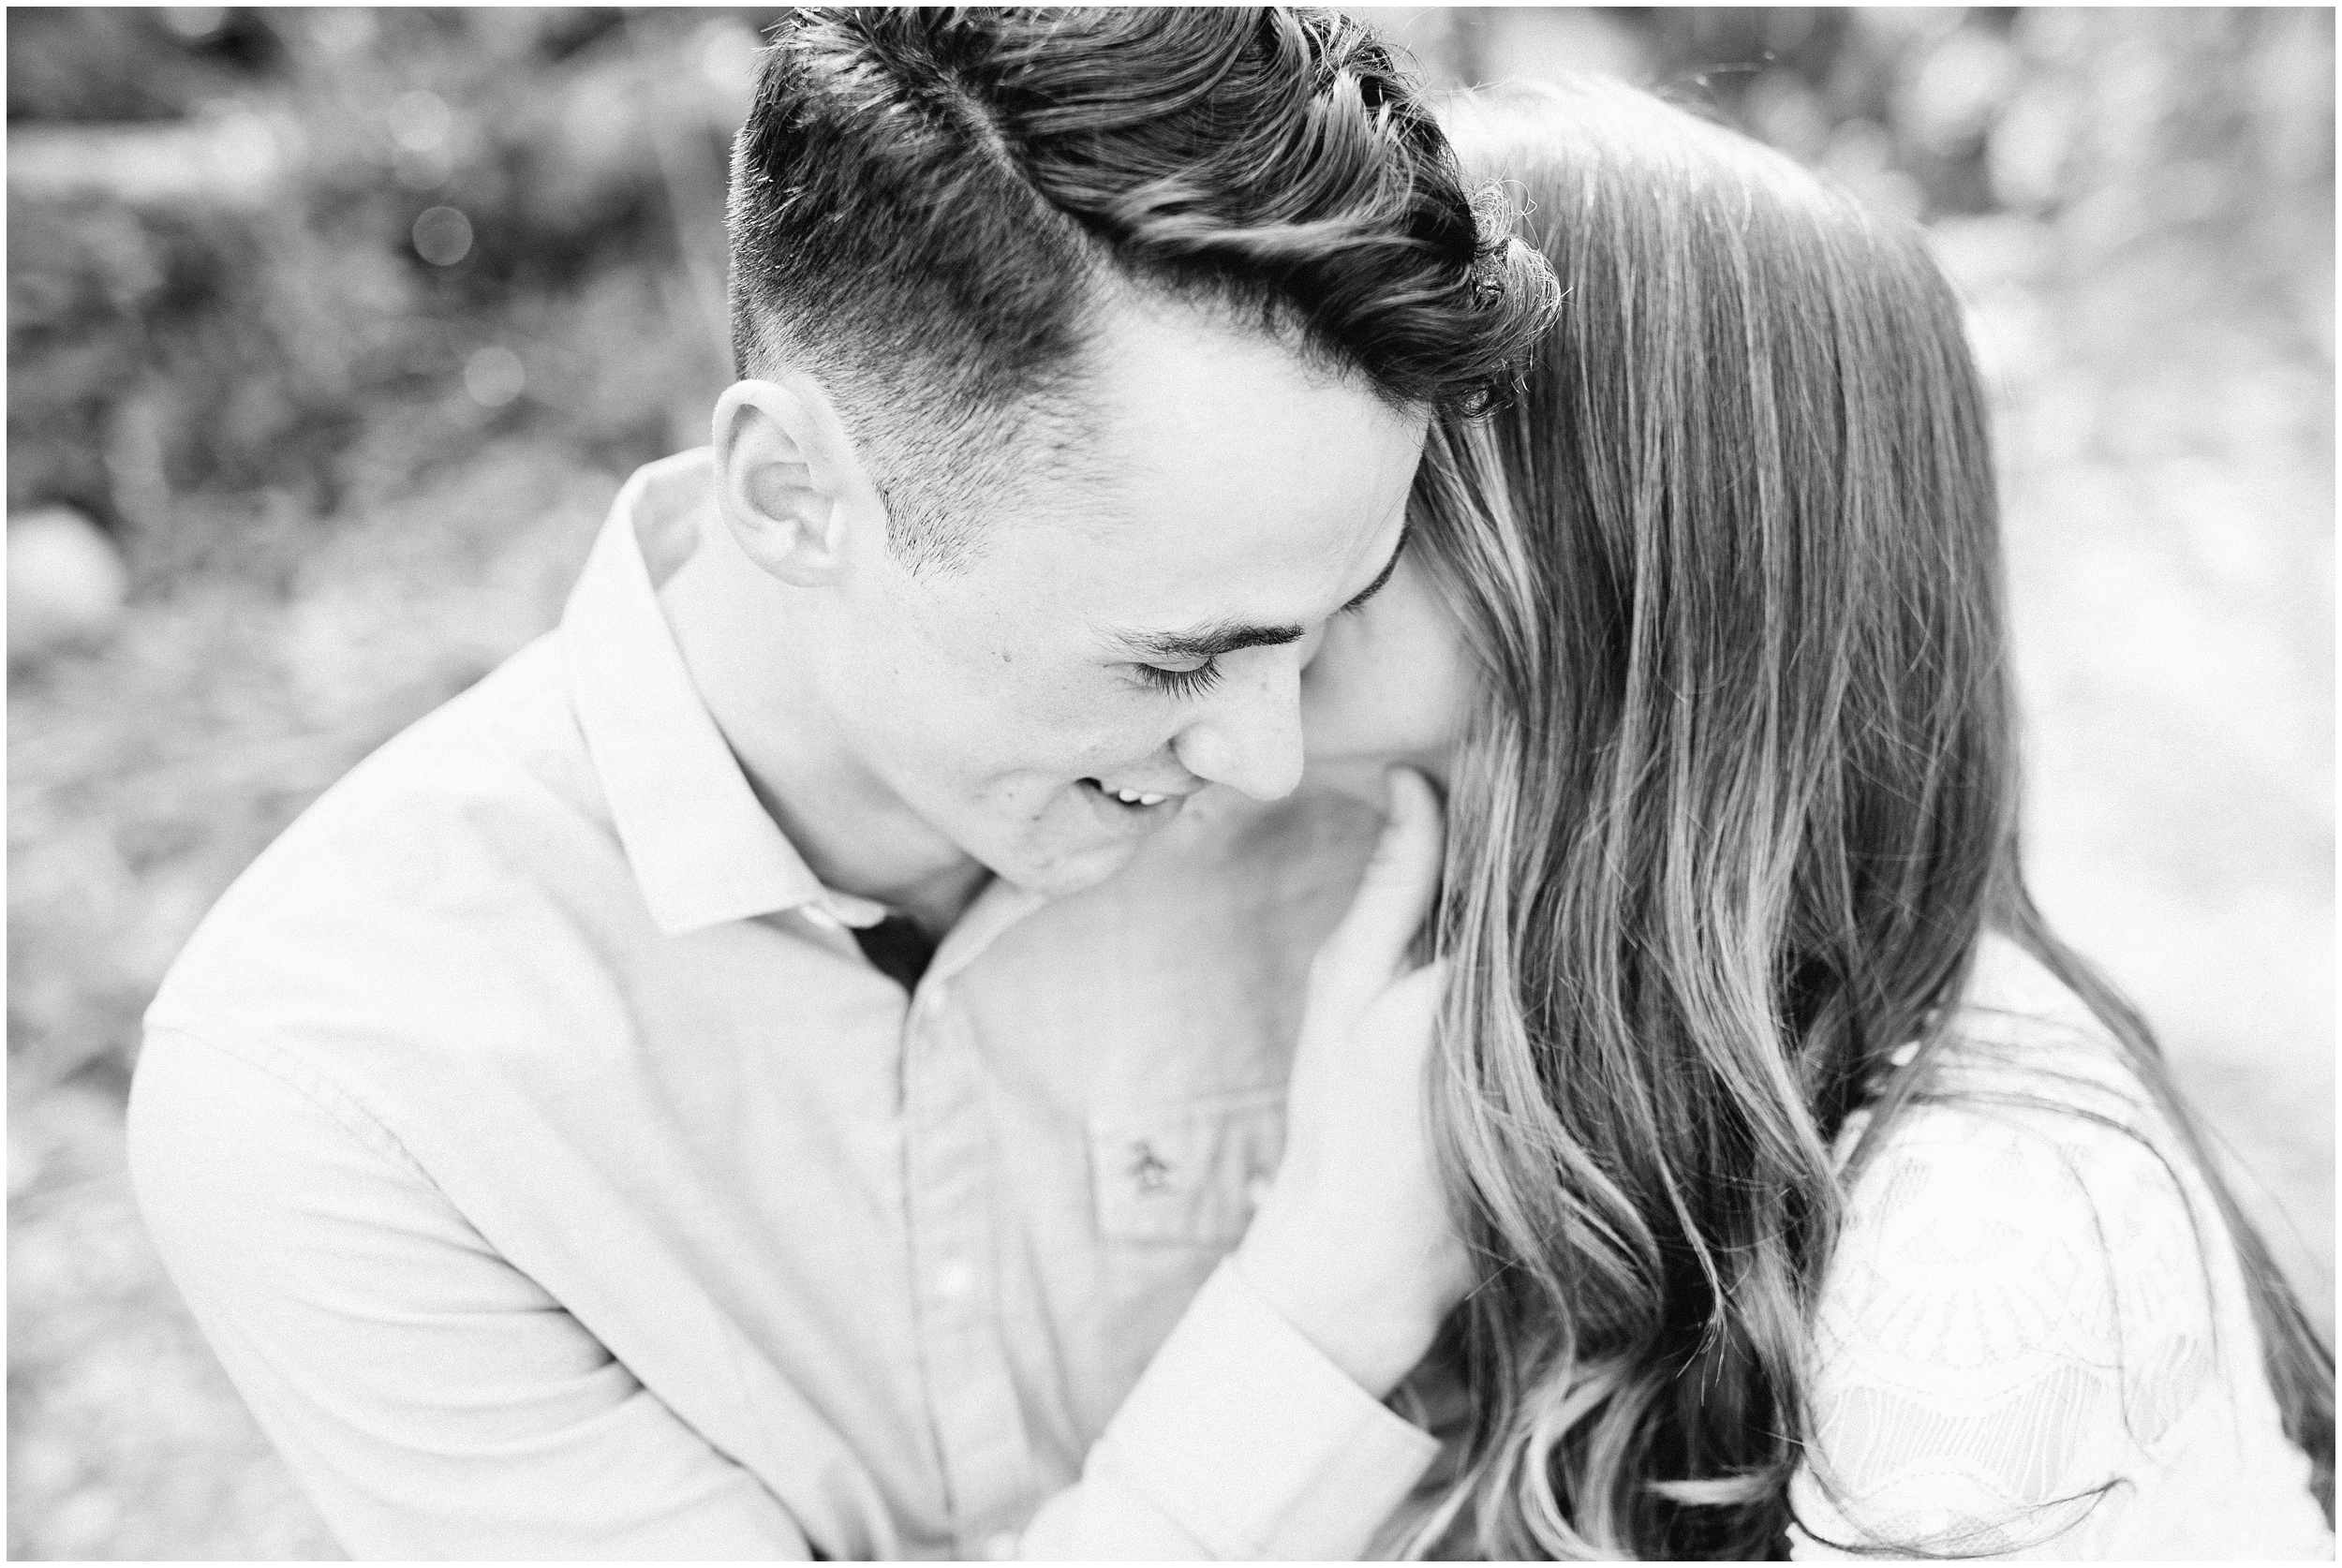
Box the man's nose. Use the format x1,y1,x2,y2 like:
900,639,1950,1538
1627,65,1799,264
1171,649,1306,803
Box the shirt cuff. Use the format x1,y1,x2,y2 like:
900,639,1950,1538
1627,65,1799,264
1086,1256,1441,1559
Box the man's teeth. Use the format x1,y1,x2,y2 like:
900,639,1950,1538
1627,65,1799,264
1113,788,1167,806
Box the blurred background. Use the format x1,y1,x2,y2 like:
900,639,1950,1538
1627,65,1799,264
7,7,2333,1558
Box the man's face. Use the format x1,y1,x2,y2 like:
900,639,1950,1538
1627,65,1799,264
826,298,1427,898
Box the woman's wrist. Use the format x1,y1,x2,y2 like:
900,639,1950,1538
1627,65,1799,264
1233,1203,1450,1399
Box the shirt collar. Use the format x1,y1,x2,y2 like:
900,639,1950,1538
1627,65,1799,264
560,448,893,936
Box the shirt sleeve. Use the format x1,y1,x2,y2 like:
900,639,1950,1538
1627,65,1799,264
1017,1256,1442,1559
127,1025,811,1561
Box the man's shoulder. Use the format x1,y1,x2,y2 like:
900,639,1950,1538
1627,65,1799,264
147,629,627,1051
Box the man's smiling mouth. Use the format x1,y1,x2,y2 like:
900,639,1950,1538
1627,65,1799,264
1078,777,1170,808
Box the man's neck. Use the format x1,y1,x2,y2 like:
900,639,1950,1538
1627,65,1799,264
659,518,990,938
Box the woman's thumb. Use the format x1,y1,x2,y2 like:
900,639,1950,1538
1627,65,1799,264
1321,766,1446,984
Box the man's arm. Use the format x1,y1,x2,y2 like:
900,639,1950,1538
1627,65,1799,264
130,1025,1436,1561
128,1027,810,1561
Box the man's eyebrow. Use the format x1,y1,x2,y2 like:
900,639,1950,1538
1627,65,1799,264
1112,524,1413,664
1118,619,1306,663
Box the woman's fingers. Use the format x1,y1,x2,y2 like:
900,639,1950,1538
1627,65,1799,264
1315,766,1445,997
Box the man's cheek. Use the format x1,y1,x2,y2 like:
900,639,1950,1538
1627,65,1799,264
988,662,1134,736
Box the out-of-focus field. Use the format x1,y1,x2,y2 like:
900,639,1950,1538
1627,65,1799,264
7,8,2332,1560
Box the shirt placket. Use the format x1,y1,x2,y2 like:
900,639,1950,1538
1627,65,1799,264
901,977,1033,1558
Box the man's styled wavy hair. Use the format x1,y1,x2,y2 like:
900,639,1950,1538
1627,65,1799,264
727,7,1553,571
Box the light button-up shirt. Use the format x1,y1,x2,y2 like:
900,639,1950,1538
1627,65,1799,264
127,450,1430,1560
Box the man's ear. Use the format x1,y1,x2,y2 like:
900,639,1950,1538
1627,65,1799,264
710,374,890,588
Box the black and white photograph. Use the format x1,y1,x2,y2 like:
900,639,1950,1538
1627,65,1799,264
7,6,2335,1561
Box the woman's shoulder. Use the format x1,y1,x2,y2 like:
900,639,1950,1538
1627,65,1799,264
1849,936,2173,1199
1932,932,2158,1118
1790,933,2331,1560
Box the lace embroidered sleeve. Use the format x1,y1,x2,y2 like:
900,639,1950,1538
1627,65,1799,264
1786,1089,2231,1561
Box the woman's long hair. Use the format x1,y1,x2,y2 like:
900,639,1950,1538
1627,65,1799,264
1406,79,2333,1560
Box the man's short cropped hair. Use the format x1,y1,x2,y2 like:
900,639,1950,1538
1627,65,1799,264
727,7,1555,572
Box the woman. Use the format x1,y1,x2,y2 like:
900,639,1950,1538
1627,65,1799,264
1297,79,2334,1559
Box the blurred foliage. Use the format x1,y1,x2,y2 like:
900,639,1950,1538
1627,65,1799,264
1414,8,2334,317
7,7,286,124
7,7,763,547
6,7,2333,1561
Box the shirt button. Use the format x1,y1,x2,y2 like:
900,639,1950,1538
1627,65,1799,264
983,1531,1019,1560
933,1259,975,1302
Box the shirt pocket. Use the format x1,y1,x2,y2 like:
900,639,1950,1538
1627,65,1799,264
1089,1087,1287,1250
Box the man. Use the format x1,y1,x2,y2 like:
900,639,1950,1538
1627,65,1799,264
129,10,1548,1559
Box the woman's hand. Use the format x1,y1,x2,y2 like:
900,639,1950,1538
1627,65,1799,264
1235,766,1473,1399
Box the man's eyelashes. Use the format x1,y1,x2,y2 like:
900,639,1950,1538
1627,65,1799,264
1134,660,1225,698
1133,595,1382,701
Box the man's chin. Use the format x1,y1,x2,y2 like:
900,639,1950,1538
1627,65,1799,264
986,836,1146,902
956,784,1195,901
980,806,1180,901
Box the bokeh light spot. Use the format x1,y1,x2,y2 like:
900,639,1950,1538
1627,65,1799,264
411,205,472,266
462,346,526,408
698,20,763,110
161,7,225,42
387,90,452,154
